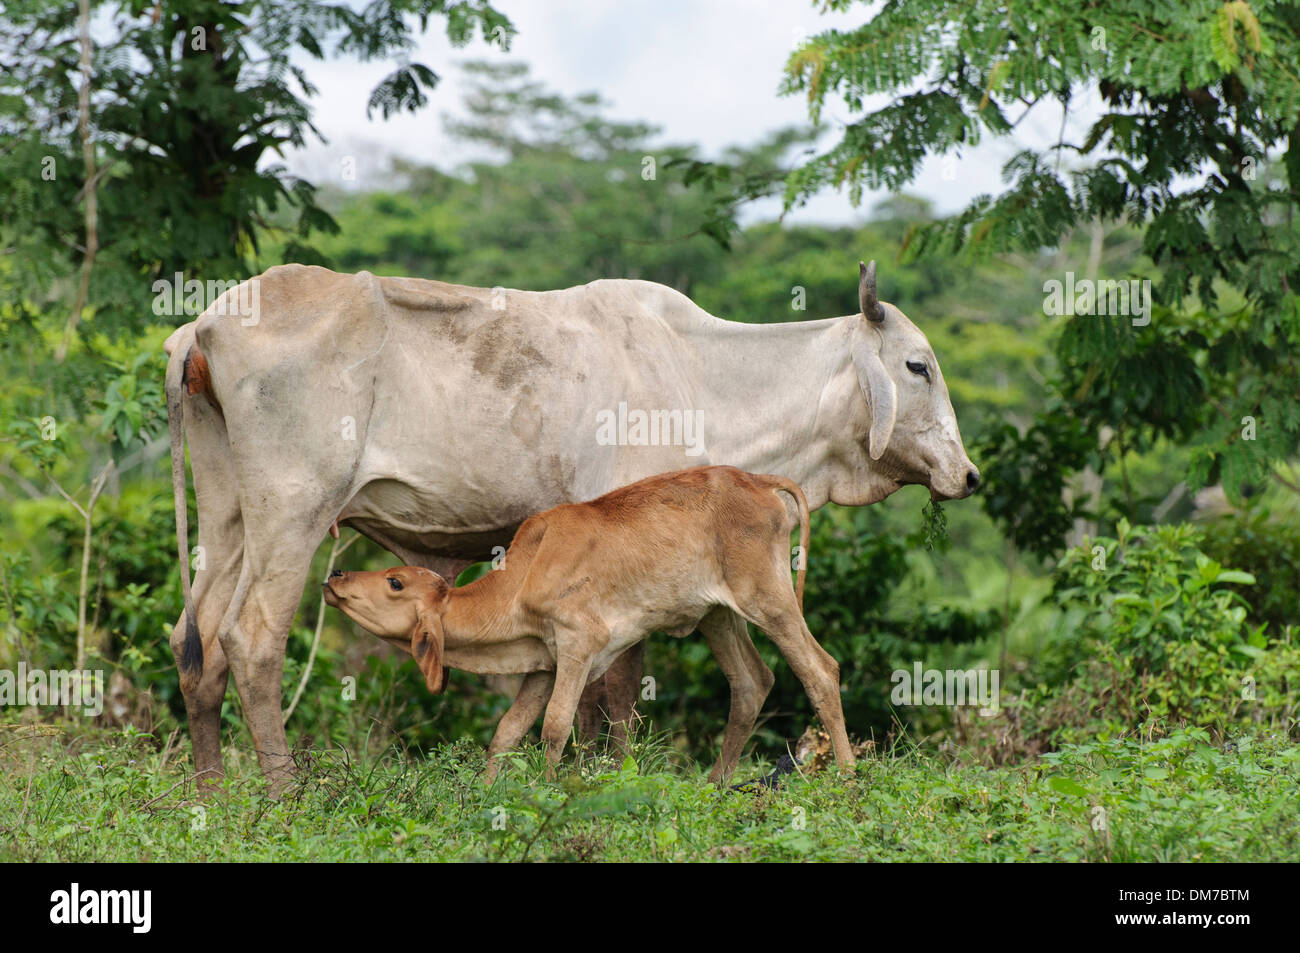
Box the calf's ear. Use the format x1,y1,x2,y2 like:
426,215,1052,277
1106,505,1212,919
850,328,897,461
410,609,449,695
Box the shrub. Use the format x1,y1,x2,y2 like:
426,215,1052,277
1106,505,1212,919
1201,511,1300,636
954,521,1299,763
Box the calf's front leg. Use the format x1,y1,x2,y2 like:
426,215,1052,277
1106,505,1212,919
540,650,596,779
484,670,555,784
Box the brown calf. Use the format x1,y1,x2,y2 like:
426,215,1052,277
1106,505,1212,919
322,465,855,782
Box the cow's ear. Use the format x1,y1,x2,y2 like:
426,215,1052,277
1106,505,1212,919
850,328,897,461
410,608,448,694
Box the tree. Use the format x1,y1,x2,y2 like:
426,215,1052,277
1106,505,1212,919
777,0,1300,553
0,0,514,345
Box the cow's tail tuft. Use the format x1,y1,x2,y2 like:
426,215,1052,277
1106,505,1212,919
167,342,203,693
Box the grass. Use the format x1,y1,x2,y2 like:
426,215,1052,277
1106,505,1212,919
3,718,1297,862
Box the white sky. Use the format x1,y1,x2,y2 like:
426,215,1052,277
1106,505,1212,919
285,0,1101,225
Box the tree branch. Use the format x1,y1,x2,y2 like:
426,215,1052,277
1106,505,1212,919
56,0,99,363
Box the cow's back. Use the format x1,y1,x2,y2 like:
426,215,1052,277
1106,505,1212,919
193,265,712,389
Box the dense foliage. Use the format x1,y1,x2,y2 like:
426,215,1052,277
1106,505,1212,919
777,0,1300,555
1,2,1298,862
1,0,513,338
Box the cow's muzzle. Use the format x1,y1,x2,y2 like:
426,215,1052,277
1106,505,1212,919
930,465,980,501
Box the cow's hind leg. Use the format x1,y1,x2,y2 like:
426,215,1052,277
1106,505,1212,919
170,618,228,787
698,608,774,785
169,556,237,790
217,524,332,793
169,395,243,790
576,643,645,755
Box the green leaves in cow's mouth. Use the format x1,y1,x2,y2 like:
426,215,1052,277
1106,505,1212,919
921,499,948,552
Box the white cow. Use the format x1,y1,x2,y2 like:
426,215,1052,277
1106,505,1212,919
165,260,978,788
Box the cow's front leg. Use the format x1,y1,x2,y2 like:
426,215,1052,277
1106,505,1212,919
575,674,608,745
410,555,473,585
576,644,644,750
601,642,645,755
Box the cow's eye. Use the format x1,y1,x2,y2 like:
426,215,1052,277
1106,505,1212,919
387,577,403,592
906,360,930,381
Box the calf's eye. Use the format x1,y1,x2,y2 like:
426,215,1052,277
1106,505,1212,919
388,578,403,592
906,360,930,381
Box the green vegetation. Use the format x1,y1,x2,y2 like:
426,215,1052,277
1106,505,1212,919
2,1,1298,862
4,724,1296,862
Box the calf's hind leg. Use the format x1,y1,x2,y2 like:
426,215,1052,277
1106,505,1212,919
741,592,855,771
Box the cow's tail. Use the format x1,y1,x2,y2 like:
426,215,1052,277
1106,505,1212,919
167,342,203,694
764,475,810,612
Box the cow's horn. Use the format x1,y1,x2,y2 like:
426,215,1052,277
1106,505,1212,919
859,260,884,323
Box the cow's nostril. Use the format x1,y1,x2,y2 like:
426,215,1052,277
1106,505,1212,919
966,471,980,492
328,569,343,579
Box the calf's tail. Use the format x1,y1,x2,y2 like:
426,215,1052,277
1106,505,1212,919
764,475,811,611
